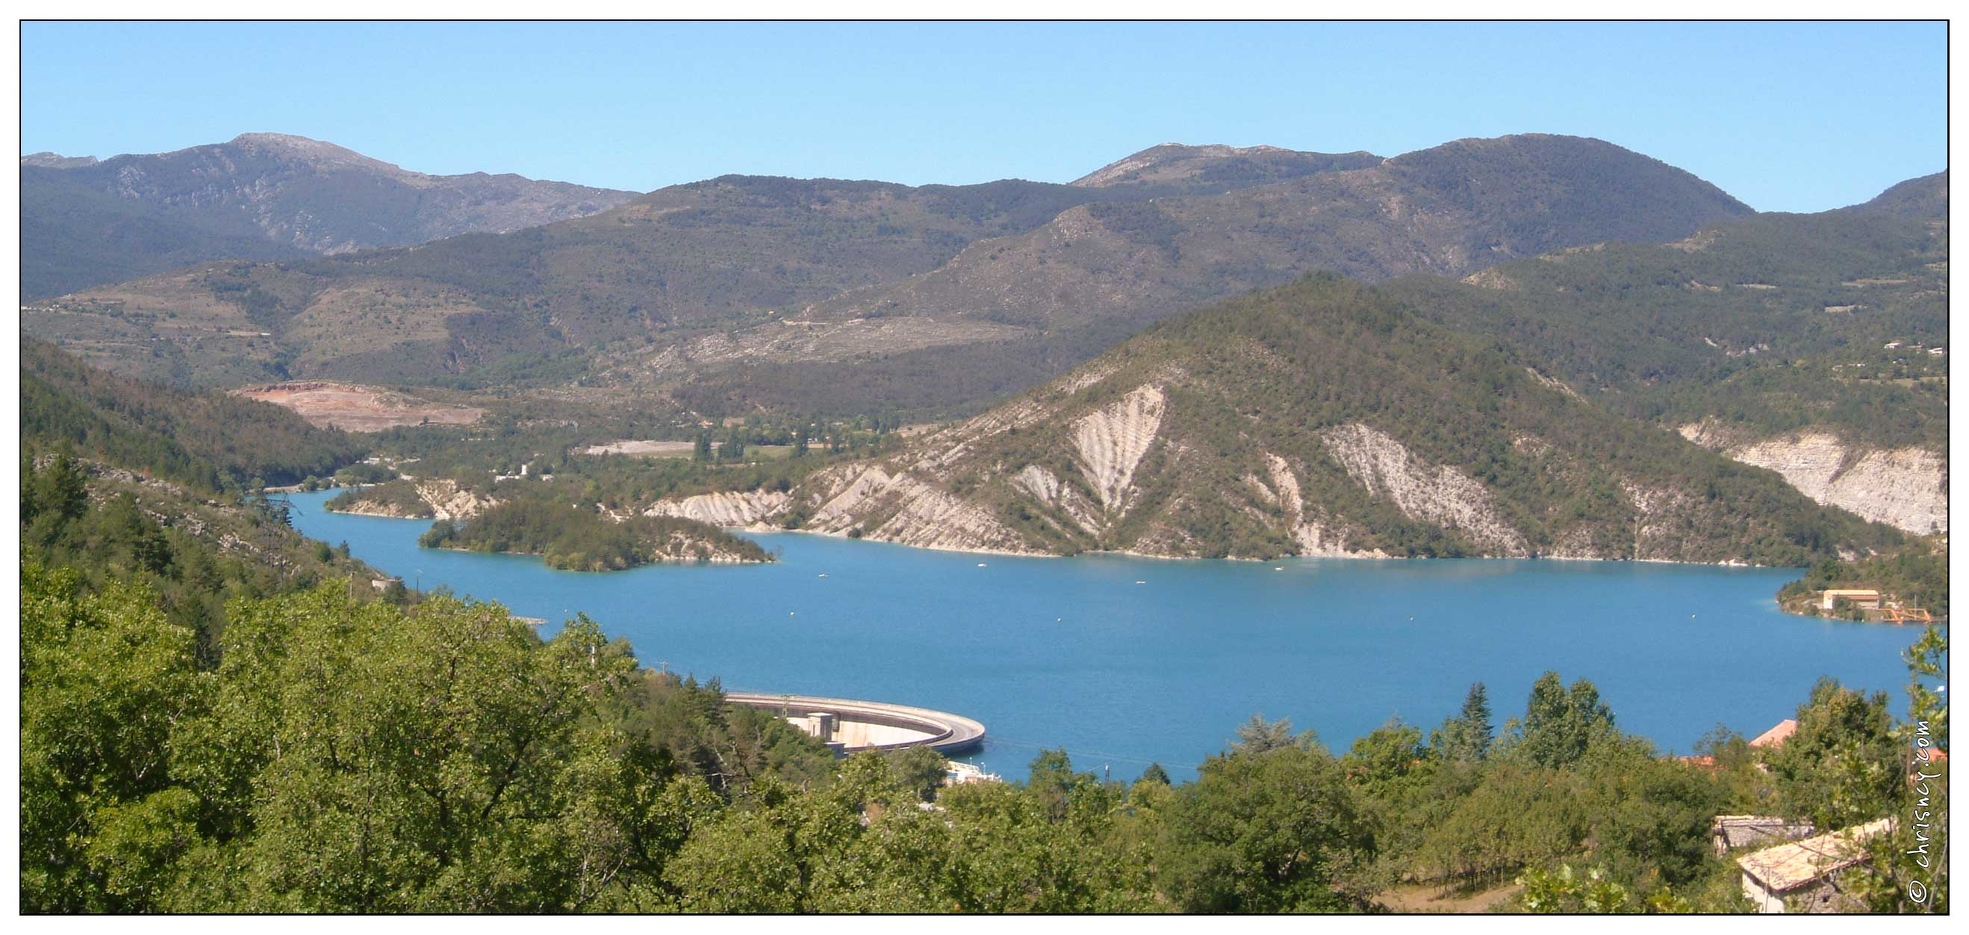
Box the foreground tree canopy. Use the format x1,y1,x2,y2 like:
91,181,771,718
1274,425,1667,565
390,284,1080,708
21,548,1947,912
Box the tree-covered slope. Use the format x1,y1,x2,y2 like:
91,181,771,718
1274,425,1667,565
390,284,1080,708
1843,169,1947,220
1373,189,1948,535
22,165,310,301
755,274,1901,564
420,496,773,570
20,337,365,489
1385,203,1947,449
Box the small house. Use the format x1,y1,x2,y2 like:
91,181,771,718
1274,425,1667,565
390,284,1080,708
1711,815,1815,857
1819,589,1881,612
1750,719,1798,749
1736,818,1892,913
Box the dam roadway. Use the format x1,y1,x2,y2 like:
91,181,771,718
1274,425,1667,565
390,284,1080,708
724,692,986,755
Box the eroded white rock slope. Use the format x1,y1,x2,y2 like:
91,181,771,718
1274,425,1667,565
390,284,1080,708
643,490,789,527
1319,423,1530,556
1708,431,1948,535
1072,384,1166,513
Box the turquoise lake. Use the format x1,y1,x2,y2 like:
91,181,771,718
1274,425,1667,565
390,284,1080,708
283,489,1926,782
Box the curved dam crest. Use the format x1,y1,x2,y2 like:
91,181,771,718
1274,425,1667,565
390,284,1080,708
724,692,986,755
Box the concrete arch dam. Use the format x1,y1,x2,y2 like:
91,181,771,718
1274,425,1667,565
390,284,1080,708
724,692,986,756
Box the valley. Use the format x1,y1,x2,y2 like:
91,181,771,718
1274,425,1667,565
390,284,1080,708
20,112,1948,915
22,145,1944,559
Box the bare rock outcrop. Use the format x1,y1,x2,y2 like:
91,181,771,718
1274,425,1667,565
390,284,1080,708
799,464,1037,554
416,479,494,521
1719,433,1947,535
1319,423,1529,556
1264,453,1387,558
644,489,790,528
1011,464,1105,536
1072,384,1166,514
329,497,431,520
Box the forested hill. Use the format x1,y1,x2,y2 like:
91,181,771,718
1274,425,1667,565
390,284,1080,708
1373,186,1948,535
1389,196,1948,447
22,132,639,299
21,344,387,672
418,498,774,570
20,338,365,490
746,274,1902,564
1843,169,1947,220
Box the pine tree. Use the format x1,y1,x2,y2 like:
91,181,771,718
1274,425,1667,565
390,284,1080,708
1432,681,1495,763
1515,672,1614,768
1232,714,1301,755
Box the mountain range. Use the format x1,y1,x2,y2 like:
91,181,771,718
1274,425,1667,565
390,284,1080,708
19,132,1947,547
24,133,1752,410
22,133,639,299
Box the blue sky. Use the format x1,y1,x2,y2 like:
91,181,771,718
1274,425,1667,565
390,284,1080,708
20,21,1946,212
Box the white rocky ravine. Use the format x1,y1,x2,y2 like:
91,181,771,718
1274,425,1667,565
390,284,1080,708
1264,453,1387,558
800,464,1035,554
1072,384,1166,514
1704,432,1949,535
1013,464,1061,503
415,479,494,521
1010,463,1105,536
643,490,790,528
1318,424,1529,556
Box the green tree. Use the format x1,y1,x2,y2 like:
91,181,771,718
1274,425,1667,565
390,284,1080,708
1344,717,1429,788
1903,625,1948,750
1518,863,1639,913
1159,742,1375,912
20,563,209,912
883,746,950,804
1431,681,1494,763
1510,672,1616,769
1764,677,1902,831
25,452,91,544
1230,714,1304,755
1025,748,1098,821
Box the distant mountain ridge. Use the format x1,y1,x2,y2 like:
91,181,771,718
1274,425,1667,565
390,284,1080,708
26,133,1762,418
1842,169,1947,220
1071,142,1385,191
674,134,1755,416
22,133,640,298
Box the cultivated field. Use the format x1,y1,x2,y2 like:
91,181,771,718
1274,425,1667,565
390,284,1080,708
234,381,484,432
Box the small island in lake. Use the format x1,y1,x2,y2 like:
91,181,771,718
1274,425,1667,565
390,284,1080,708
419,497,772,570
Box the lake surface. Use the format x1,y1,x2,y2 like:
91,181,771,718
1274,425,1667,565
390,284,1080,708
285,490,1926,782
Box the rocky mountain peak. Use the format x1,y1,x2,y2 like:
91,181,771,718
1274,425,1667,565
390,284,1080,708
21,151,99,168
1071,142,1382,189
224,132,412,177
